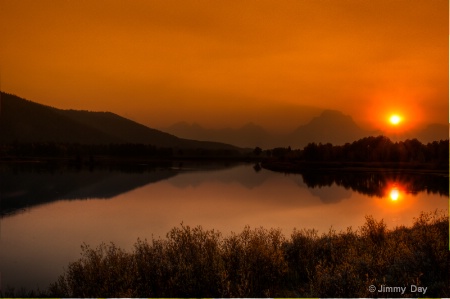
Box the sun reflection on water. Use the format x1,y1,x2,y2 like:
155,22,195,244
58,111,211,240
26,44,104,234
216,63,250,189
389,187,400,201
384,183,410,207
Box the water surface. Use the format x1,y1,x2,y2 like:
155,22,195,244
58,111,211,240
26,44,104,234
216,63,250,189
0,163,448,291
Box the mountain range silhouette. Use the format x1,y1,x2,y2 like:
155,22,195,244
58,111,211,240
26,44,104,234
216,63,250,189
1,92,447,149
165,110,381,148
166,110,448,148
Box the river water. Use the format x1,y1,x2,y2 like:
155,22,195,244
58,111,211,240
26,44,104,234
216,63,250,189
0,162,448,291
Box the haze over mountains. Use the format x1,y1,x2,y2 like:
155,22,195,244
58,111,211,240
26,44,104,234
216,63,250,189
164,111,381,149
414,123,449,144
1,92,447,150
164,110,448,149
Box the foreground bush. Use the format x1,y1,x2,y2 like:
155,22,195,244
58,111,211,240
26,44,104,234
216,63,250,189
45,211,448,297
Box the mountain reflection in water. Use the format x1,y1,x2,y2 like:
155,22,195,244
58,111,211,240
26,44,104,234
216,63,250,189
0,164,178,217
2,163,447,217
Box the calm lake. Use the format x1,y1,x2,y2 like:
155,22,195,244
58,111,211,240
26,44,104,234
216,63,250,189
0,162,448,291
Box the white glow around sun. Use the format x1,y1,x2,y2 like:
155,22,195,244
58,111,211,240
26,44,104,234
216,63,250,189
389,114,401,125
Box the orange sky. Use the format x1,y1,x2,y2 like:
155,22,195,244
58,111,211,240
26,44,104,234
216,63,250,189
0,0,448,132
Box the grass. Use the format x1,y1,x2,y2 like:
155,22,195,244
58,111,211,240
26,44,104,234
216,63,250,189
2,210,448,298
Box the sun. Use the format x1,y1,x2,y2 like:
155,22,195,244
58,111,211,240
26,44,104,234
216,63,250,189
389,114,402,125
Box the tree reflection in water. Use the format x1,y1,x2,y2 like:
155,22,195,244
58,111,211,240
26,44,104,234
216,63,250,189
301,171,448,198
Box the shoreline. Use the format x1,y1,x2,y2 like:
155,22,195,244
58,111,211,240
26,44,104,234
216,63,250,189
1,156,448,175
261,160,449,176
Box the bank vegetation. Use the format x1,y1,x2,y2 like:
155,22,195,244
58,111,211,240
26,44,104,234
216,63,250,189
3,211,447,298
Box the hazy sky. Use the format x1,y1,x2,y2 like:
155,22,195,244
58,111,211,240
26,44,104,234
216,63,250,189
1,0,448,133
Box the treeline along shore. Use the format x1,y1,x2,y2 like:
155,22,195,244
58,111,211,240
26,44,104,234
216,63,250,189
259,135,449,172
0,141,245,165
0,135,448,171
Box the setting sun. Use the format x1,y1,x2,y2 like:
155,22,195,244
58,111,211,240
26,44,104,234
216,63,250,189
389,114,402,125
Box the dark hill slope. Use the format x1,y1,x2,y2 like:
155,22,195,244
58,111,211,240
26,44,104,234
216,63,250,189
0,93,116,144
0,92,238,150
58,109,181,146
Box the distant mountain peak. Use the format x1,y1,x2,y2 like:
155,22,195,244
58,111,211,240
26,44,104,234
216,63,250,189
288,109,374,148
299,109,356,130
164,121,272,148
